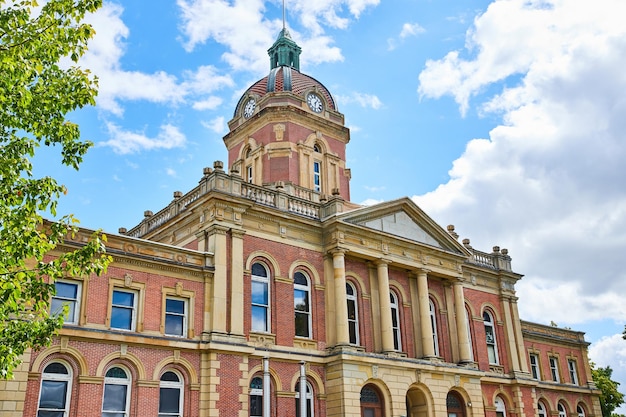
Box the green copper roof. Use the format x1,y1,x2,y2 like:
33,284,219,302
268,28,301,71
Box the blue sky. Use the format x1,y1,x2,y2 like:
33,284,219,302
42,0,626,403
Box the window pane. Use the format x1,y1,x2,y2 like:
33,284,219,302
250,395,263,416
111,307,132,330
251,263,267,277
294,289,309,311
295,312,310,337
251,306,267,331
349,321,357,344
37,412,65,417
347,300,356,320
251,281,268,305
166,299,185,314
165,314,184,336
39,380,67,409
106,367,127,379
113,291,134,307
161,371,179,382
159,387,181,413
43,363,69,375
55,282,77,299
103,384,127,411
294,272,307,286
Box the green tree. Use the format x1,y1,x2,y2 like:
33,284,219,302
0,0,110,378
592,363,625,417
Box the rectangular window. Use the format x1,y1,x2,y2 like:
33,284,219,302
251,279,269,332
111,290,137,331
530,353,541,380
247,165,253,184
51,281,80,324
165,298,187,337
313,161,321,192
549,356,560,382
568,359,579,385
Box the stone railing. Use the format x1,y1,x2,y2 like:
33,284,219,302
126,162,326,238
461,239,513,272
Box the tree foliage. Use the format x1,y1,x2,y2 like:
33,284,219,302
0,0,110,378
592,363,626,417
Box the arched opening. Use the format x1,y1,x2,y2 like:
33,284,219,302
446,391,465,417
406,386,428,417
360,384,384,417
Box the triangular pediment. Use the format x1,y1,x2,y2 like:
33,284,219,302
337,198,468,255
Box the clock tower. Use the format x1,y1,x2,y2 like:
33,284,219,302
224,28,351,201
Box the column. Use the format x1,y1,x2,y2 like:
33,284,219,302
453,278,472,363
230,229,245,336
263,357,270,417
502,295,522,372
377,260,395,353
510,297,530,373
207,225,228,334
417,269,435,358
299,361,307,417
332,250,349,345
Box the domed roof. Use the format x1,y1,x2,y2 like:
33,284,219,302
234,28,337,117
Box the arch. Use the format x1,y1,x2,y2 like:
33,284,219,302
152,356,199,384
388,281,409,304
406,383,434,417
37,360,73,417
289,261,322,286
360,381,390,417
538,399,550,417
465,300,478,321
558,400,570,417
483,308,499,364
345,271,368,297
246,251,281,278
576,402,588,417
446,390,467,417
480,303,503,323
491,389,514,410
304,133,331,155
289,368,325,395
248,364,283,392
32,345,89,377
95,351,146,380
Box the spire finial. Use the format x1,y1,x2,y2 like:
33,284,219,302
282,0,286,30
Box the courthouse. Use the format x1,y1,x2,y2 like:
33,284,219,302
2,29,601,417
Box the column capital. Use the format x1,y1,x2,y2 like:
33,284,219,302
329,247,348,256
375,258,393,266
230,228,246,238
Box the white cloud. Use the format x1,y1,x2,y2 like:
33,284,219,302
202,116,226,134
588,332,626,415
193,97,223,111
400,22,425,38
101,123,187,154
360,198,384,206
166,168,177,177
336,92,382,109
414,0,626,324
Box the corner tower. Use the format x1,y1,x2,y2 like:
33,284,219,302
224,29,351,201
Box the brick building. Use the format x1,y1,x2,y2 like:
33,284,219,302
1,29,601,417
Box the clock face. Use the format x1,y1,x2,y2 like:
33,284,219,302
243,98,256,118
307,93,323,113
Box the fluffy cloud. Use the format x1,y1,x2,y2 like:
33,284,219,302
101,123,187,154
336,92,383,109
414,0,626,324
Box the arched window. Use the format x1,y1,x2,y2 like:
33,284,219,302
429,299,440,356
360,385,383,417
251,263,270,333
102,366,131,417
159,370,183,417
346,282,359,345
295,381,314,417
294,271,312,338
538,401,548,417
465,306,474,361
483,310,499,364
446,391,465,417
249,376,263,417
577,404,586,417
558,402,568,417
390,291,401,351
495,396,506,417
38,362,72,417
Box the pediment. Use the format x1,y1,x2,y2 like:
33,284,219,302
338,198,467,255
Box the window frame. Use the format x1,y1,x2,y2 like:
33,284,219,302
346,282,360,345
429,299,440,356
51,280,81,325
312,160,321,193
110,289,138,331
251,263,271,333
495,396,506,417
558,402,567,417
577,404,586,417
159,370,184,417
295,381,314,417
37,361,72,417
549,356,561,383
106,277,145,332
102,366,132,417
390,291,402,351
465,306,474,361
538,401,548,417
529,353,541,380
568,359,579,385
294,271,312,339
483,310,499,364
249,376,263,417
164,297,188,337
